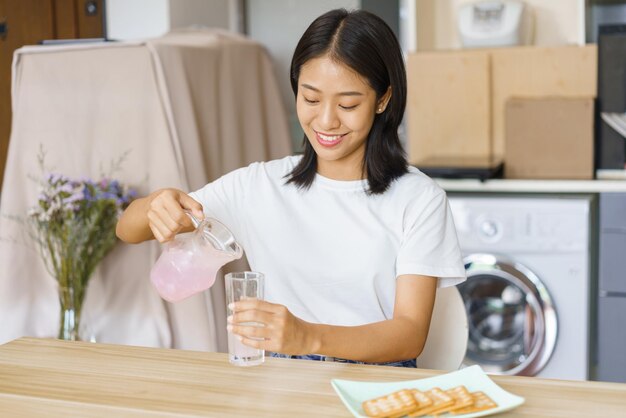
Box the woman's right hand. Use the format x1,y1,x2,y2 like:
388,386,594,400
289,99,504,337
147,188,204,243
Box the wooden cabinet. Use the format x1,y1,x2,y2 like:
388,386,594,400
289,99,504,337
0,0,104,188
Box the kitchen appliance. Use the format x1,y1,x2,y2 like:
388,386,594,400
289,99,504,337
588,1,626,43
597,192,626,383
449,195,593,380
596,24,626,171
458,0,532,48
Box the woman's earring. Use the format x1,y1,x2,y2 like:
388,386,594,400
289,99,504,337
377,107,384,113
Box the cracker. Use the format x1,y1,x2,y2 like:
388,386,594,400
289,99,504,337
411,389,433,409
407,387,455,417
452,391,498,415
429,386,475,415
362,389,419,418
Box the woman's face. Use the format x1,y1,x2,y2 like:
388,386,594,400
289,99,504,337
296,55,390,180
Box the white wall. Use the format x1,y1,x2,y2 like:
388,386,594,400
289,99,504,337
106,0,237,41
169,0,231,31
106,0,170,40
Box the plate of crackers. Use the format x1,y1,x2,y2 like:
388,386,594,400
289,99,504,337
331,365,524,418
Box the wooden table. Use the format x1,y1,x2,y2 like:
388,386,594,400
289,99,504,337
1,338,625,417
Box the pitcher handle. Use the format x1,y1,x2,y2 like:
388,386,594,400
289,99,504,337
185,211,244,259
184,210,201,229
231,241,244,259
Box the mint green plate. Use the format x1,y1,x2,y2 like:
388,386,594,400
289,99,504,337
331,365,525,417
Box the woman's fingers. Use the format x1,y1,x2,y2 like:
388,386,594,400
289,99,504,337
146,189,203,240
229,310,274,327
231,299,283,314
227,302,311,354
153,193,187,231
147,211,176,242
229,323,268,340
151,226,166,243
163,197,193,230
178,193,204,220
228,302,295,353
238,336,264,349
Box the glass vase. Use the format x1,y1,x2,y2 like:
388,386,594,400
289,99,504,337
58,285,84,341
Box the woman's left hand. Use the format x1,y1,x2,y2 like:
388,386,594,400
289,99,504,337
227,299,317,355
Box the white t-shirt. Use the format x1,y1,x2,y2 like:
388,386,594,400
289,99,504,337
190,155,465,327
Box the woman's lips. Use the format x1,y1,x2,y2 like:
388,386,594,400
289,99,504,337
315,130,347,147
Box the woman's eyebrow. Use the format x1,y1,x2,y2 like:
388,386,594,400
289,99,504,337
300,83,364,96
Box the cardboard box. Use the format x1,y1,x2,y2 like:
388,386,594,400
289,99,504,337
491,45,597,161
407,50,491,165
406,45,597,169
504,97,594,179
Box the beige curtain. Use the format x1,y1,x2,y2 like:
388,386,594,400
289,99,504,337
0,29,291,351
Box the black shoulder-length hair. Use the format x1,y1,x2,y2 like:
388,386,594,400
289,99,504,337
285,8,408,195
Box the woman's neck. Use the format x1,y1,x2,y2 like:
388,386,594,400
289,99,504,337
317,160,365,181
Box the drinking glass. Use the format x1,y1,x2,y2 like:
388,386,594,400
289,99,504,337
225,271,265,366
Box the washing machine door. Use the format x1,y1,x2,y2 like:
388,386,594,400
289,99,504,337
459,253,558,376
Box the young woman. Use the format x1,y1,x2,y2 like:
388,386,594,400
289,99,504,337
117,9,465,368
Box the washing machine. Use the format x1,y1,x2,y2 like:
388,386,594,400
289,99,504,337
448,195,594,381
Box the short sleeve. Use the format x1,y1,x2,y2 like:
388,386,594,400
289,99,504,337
187,166,251,233
396,190,466,288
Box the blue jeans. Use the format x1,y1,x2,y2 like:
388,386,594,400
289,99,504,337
269,352,417,368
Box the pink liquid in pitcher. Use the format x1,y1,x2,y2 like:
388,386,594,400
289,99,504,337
150,243,238,303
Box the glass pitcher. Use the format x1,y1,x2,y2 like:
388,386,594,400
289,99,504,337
150,213,243,302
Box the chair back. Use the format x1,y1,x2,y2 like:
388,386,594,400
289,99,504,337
415,286,468,371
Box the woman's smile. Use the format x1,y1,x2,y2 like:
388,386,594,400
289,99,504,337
314,130,349,147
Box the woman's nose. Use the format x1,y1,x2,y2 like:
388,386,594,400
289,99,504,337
318,104,341,130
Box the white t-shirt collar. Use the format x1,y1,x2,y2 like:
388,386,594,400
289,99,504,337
314,173,368,191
